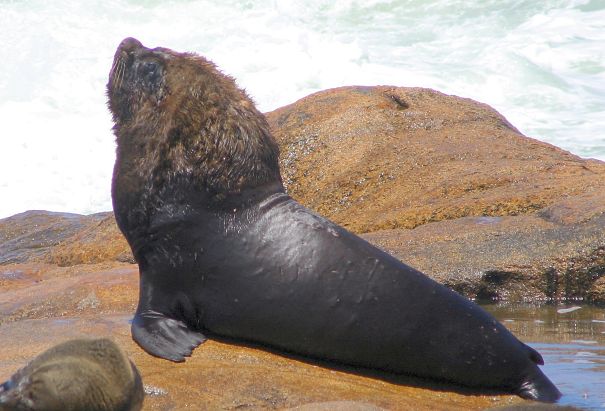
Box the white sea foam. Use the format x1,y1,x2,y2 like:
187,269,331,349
557,306,583,314
0,0,604,218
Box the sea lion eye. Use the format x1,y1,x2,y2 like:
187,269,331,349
137,60,163,90
142,61,158,75
139,61,159,79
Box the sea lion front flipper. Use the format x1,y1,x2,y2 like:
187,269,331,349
132,311,207,362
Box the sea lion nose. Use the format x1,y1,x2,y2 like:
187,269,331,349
119,37,143,53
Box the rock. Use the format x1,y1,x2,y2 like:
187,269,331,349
0,211,131,267
0,211,103,265
47,213,132,266
0,262,138,325
361,190,605,302
587,276,605,304
485,403,584,410
284,401,386,410
266,86,605,233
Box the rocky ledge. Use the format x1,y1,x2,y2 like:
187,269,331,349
1,86,604,409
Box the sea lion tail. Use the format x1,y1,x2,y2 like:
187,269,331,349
517,366,562,403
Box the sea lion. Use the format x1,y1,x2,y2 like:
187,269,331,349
0,338,144,411
107,37,561,402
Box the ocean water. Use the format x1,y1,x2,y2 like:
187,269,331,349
0,0,604,218
485,304,605,410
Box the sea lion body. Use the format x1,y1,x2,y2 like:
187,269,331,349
0,338,143,411
107,38,561,402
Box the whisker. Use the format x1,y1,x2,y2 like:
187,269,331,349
115,60,125,90
109,57,118,77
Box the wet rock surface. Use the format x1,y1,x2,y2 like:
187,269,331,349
362,190,605,302
1,86,603,409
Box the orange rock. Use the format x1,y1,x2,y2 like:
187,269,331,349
267,86,605,233
47,213,132,266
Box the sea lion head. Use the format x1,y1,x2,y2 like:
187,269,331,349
0,338,144,411
107,37,282,197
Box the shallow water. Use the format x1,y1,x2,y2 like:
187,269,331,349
484,304,605,410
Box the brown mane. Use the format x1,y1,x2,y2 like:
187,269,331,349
107,41,282,198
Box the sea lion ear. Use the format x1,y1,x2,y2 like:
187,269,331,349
140,61,161,82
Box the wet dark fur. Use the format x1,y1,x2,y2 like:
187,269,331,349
107,38,561,403
0,338,144,411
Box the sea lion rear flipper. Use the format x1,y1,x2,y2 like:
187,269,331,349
132,311,206,362
516,366,562,402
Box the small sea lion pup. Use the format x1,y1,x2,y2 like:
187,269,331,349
0,338,144,411
107,37,561,402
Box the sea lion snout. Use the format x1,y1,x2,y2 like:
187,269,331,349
108,38,169,123
115,38,146,73
118,37,143,53
111,38,146,80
